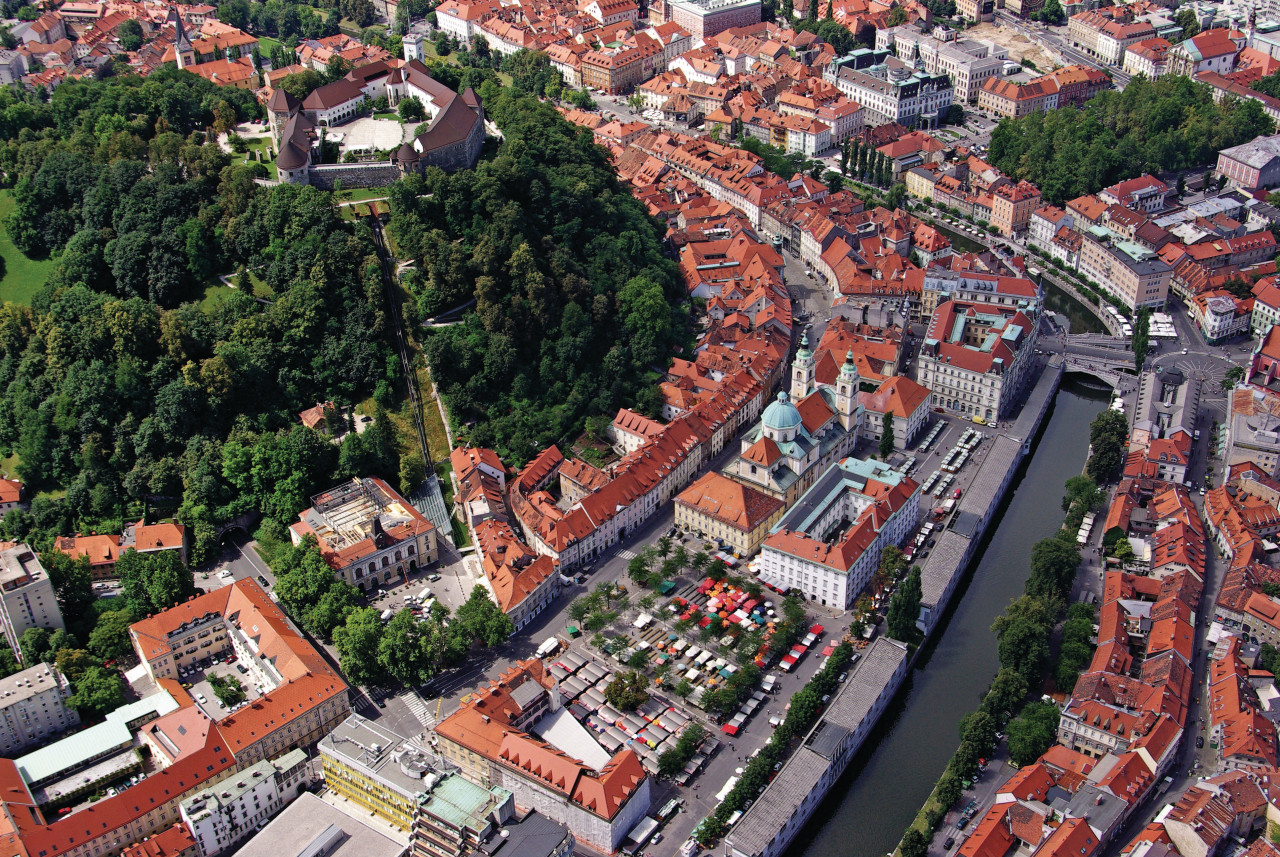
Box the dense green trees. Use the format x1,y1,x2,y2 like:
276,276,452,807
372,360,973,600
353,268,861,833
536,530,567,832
1133,307,1151,369
271,538,361,641
1028,535,1081,599
391,88,691,463
67,665,125,720
320,576,510,687
992,594,1056,688
658,723,705,777
604,670,650,711
333,607,388,686
988,76,1273,205
1055,603,1096,693
0,66,403,564
1086,409,1129,483
880,411,895,459
1006,701,1061,766
116,550,194,618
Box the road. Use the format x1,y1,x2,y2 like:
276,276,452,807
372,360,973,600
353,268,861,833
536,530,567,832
993,13,1132,89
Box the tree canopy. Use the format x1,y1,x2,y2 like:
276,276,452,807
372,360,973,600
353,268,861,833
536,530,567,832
989,76,1273,205
0,66,402,564
1006,701,1061,766
886,565,923,643
390,88,692,464
1086,409,1129,484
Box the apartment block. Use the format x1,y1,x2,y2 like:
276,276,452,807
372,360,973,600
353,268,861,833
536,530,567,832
825,53,953,129
320,714,513,846
0,664,78,756
885,29,1005,104
0,544,65,660
1078,226,1173,310
179,750,311,857
756,457,921,609
990,180,1042,236
659,0,760,39
918,299,1039,420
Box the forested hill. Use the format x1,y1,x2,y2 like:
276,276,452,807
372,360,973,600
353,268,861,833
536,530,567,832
0,69,402,564
988,75,1274,206
389,87,693,466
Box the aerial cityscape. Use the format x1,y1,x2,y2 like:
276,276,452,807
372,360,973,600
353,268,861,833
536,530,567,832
3,0,1280,855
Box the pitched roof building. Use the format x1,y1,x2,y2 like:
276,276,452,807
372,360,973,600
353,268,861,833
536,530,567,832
433,660,650,852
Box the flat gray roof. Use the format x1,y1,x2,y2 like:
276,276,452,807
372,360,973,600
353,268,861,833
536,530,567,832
950,435,1023,539
920,530,972,610
233,793,406,857
318,715,443,798
0,664,66,707
824,637,908,732
727,638,908,857
476,811,571,857
725,746,831,857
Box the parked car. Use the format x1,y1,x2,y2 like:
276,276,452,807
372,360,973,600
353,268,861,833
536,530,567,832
945,838,955,850
257,575,271,588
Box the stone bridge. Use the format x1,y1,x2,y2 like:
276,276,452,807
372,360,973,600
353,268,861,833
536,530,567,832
1060,354,1135,391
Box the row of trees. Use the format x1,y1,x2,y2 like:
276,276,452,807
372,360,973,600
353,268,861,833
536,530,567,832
695,643,854,845
988,76,1274,205
903,463,1093,851
841,139,893,189
1132,307,1152,369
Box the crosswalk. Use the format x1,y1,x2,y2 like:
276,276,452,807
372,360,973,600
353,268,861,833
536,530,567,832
400,689,435,729
617,548,638,560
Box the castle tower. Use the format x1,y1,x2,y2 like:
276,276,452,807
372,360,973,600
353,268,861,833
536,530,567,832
167,6,194,70
835,349,861,430
791,333,815,400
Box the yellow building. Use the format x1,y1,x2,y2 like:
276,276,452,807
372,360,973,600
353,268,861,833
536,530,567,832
905,165,940,201
674,471,786,557
319,715,513,837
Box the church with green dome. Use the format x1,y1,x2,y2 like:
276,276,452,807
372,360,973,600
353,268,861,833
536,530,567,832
730,334,865,505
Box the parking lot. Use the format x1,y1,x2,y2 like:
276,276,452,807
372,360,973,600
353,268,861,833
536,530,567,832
178,653,268,719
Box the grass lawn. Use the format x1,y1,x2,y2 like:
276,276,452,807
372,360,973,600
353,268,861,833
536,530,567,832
373,111,403,122
257,35,283,57
232,136,277,181
335,186,394,204
416,366,452,463
0,191,55,306
200,284,240,312
0,452,18,481
247,270,274,299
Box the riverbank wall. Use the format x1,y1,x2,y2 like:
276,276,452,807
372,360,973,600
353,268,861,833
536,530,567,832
1036,269,1126,337
721,357,1066,857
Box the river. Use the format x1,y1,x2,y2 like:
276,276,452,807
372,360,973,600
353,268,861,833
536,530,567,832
931,224,1106,335
797,379,1110,857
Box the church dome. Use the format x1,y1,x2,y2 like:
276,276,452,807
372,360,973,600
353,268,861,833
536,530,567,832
762,391,803,433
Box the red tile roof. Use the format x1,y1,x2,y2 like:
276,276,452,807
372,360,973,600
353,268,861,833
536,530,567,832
675,472,784,532
131,580,347,758
120,824,196,857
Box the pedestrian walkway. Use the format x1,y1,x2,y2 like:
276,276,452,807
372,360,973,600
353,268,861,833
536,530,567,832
399,689,435,729
617,548,638,560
